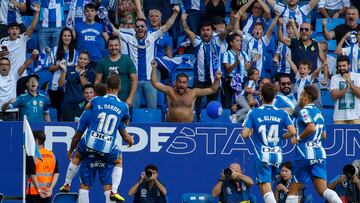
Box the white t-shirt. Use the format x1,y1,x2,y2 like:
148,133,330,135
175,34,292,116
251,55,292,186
0,71,20,108
318,0,350,10
330,73,360,121
0,33,29,77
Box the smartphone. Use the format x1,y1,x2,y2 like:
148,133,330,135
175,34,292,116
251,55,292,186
1,46,8,52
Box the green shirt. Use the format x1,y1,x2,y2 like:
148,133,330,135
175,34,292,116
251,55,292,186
96,55,137,101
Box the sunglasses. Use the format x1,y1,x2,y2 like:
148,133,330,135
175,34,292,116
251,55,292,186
300,27,310,32
281,82,291,86
136,25,145,28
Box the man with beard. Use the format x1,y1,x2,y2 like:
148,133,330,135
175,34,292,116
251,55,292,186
150,60,221,122
273,74,298,121
323,6,360,47
330,55,360,124
279,22,328,85
266,0,319,36
95,36,138,108
119,6,180,109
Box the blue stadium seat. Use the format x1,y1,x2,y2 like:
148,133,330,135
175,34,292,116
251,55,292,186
52,193,78,203
49,108,57,122
321,91,335,108
322,109,334,124
131,108,162,123
200,109,231,123
181,193,214,203
315,18,345,34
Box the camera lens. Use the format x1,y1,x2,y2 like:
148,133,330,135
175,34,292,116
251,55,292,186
223,168,232,178
343,164,356,180
145,170,153,179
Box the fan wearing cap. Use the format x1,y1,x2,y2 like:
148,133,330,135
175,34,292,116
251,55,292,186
1,73,51,122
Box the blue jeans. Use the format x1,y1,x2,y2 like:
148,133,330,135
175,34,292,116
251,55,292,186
38,27,62,51
133,80,157,108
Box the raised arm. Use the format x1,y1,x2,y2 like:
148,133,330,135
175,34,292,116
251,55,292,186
26,3,40,38
265,13,279,41
322,19,335,40
308,0,320,10
134,0,146,19
278,18,291,46
286,53,298,74
150,60,172,94
159,6,180,34
193,70,221,97
238,0,256,20
18,55,36,76
258,0,271,20
181,13,197,44
266,0,276,8
318,45,329,81
335,32,350,55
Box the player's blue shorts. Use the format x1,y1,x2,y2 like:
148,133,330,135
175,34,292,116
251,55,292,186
79,155,114,187
254,158,278,184
77,138,121,163
292,158,327,183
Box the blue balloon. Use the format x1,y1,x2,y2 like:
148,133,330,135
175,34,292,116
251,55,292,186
206,101,223,119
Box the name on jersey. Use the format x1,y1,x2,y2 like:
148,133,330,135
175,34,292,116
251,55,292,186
97,104,121,114
91,131,113,142
80,29,100,35
257,116,280,123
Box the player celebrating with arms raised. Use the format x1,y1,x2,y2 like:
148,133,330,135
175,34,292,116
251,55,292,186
242,83,296,203
285,85,342,203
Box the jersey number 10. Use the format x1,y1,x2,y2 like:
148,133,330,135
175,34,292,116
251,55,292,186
97,112,118,135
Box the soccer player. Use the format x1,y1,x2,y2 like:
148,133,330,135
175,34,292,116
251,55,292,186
285,85,342,203
242,83,296,203
60,75,134,202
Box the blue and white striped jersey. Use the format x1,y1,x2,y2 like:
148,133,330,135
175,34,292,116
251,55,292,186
273,93,298,121
37,46,79,90
120,30,163,81
243,34,270,77
341,43,360,73
78,95,129,153
221,49,249,79
242,14,268,35
296,104,326,160
276,42,291,74
243,105,293,166
40,0,64,28
0,0,25,25
274,3,312,36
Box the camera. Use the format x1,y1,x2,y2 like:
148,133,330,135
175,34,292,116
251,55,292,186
343,164,356,181
145,170,153,179
223,168,232,179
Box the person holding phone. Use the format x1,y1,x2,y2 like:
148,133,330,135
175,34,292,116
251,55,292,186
330,55,360,124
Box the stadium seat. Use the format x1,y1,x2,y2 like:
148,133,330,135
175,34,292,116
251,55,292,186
315,18,345,34
200,109,231,123
49,108,57,122
322,109,334,124
321,91,335,108
181,193,214,203
131,108,162,123
52,192,78,203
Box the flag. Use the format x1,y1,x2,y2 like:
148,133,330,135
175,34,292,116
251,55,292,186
23,116,42,161
155,55,194,73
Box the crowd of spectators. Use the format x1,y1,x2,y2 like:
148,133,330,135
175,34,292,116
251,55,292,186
0,0,359,123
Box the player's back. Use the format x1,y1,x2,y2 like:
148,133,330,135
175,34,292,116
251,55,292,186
85,95,130,153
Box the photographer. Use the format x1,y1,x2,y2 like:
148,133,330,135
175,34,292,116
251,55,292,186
327,163,360,203
212,163,254,203
128,164,167,203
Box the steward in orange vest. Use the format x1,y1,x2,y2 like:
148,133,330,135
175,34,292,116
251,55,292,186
26,131,59,203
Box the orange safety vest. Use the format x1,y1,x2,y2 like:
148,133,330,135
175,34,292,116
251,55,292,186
26,148,56,195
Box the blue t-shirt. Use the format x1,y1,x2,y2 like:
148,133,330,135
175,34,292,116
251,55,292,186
295,104,326,160
243,105,293,165
78,95,129,153
10,92,50,121
75,22,106,62
63,66,85,105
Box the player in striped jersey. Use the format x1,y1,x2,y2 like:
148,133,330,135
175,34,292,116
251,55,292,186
61,75,134,202
242,83,296,203
285,85,342,203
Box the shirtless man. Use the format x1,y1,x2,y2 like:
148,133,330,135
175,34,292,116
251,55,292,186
150,60,221,122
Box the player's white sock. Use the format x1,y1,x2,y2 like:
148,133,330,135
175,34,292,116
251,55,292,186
65,162,80,185
104,190,116,203
111,166,123,193
263,192,276,203
285,195,299,203
78,189,89,203
323,189,342,203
